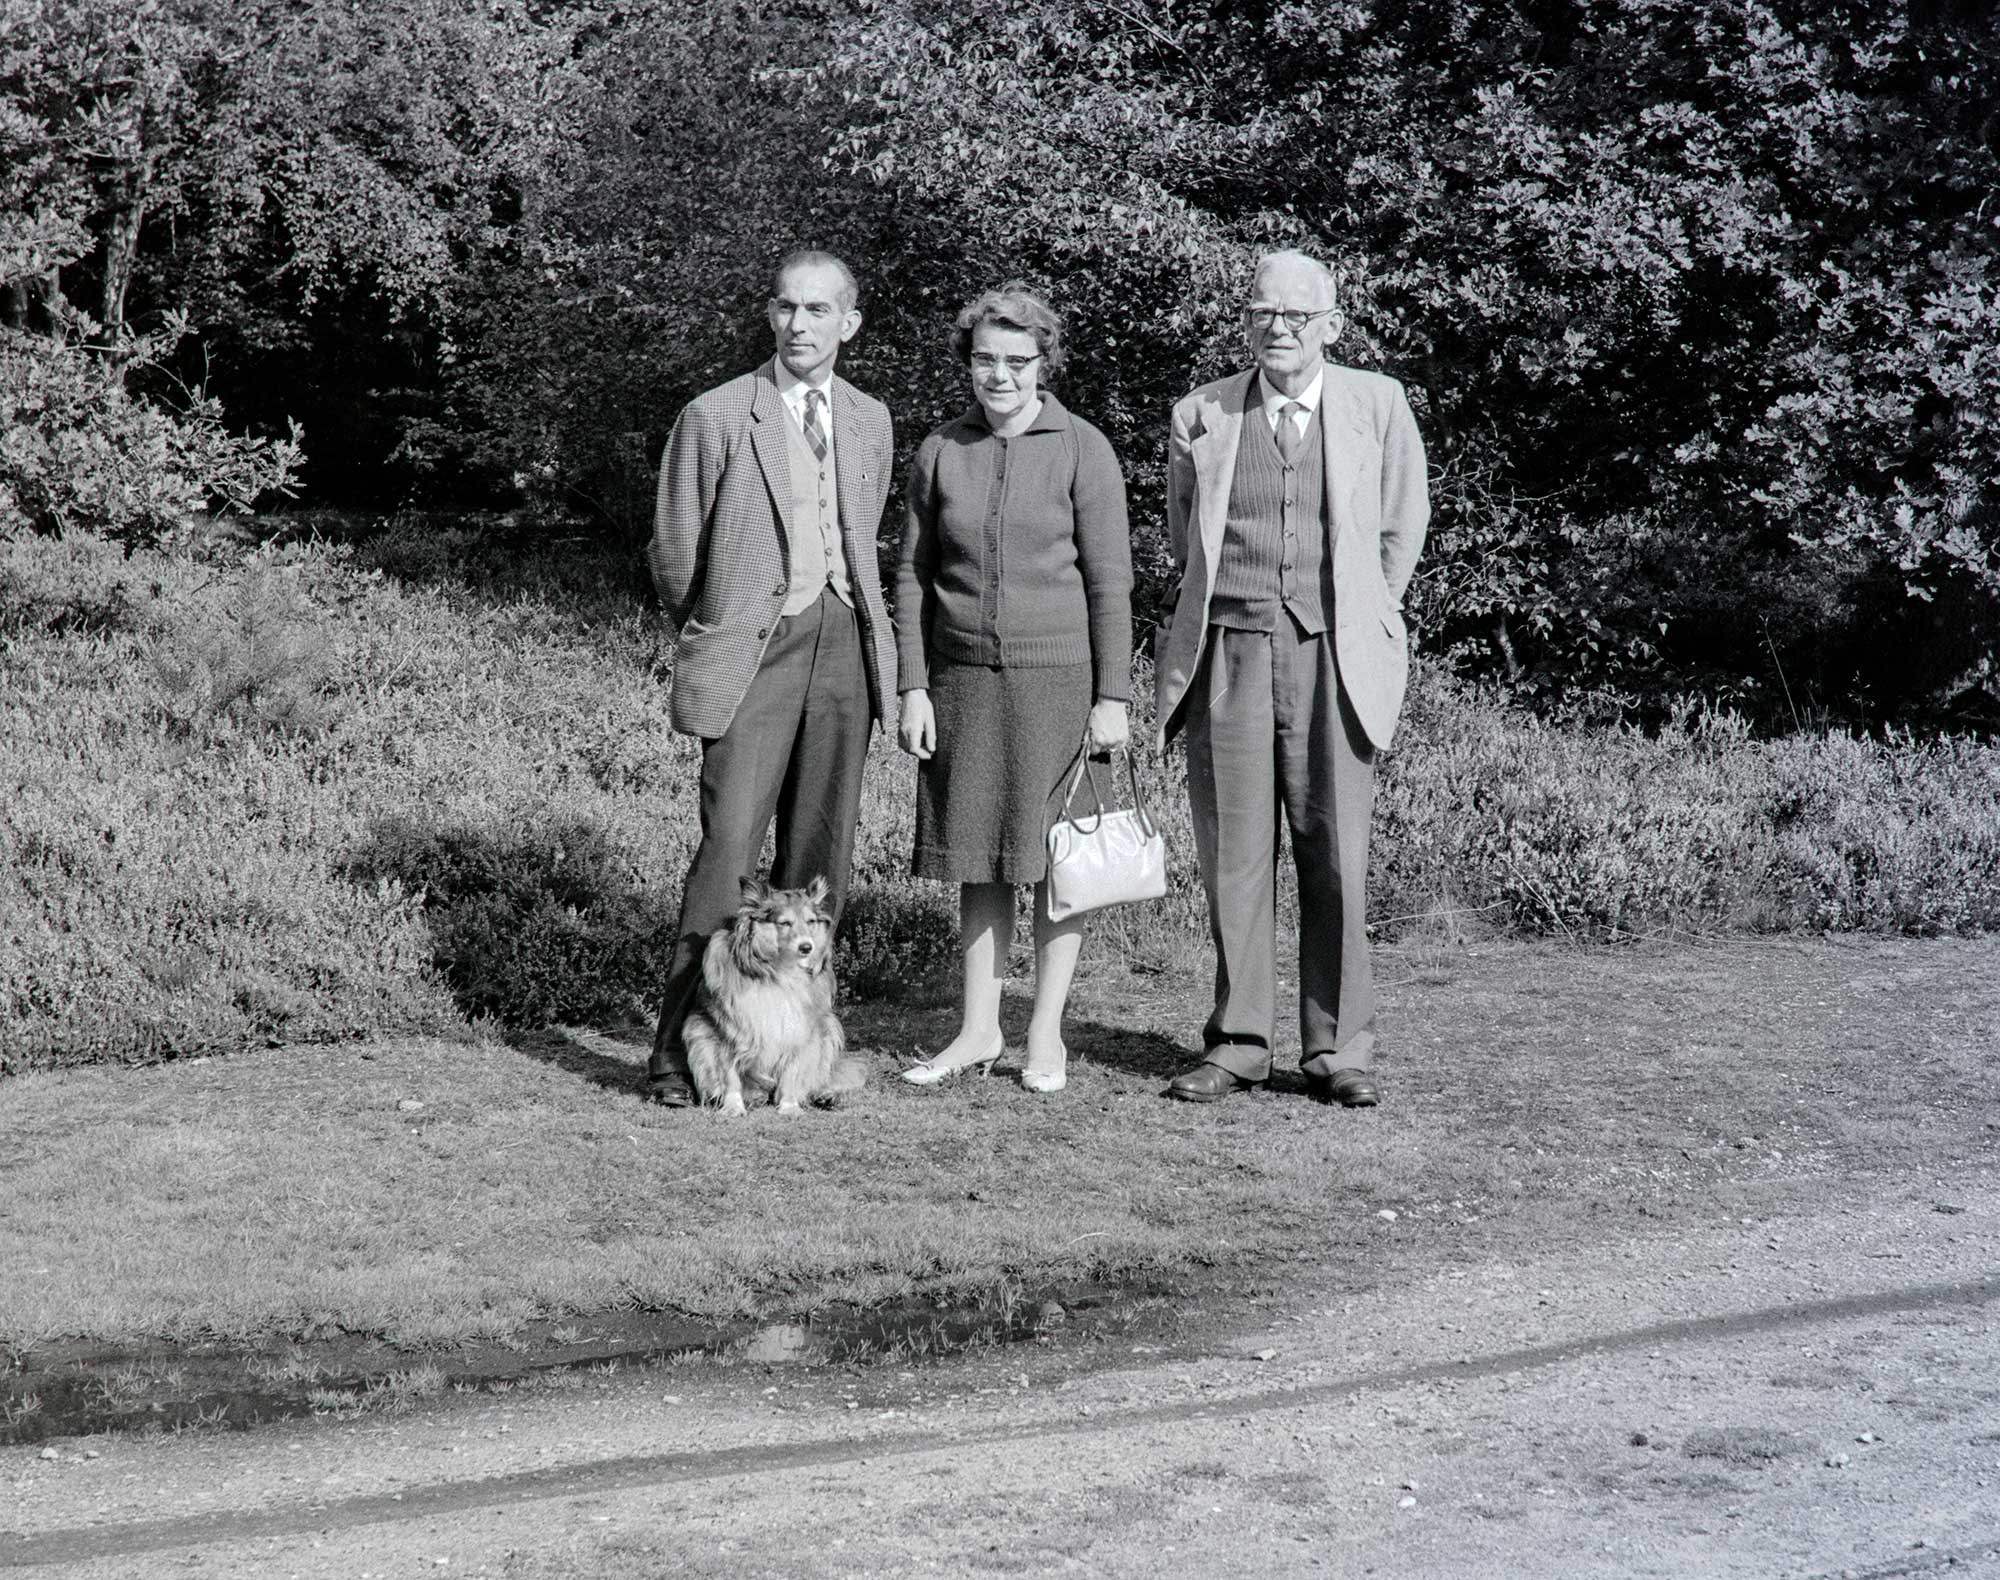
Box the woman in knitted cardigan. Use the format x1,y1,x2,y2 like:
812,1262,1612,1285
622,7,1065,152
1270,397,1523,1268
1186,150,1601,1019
893,282,1134,1096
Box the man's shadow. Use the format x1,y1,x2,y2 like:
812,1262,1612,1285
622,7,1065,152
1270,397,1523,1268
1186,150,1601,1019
506,1023,653,1099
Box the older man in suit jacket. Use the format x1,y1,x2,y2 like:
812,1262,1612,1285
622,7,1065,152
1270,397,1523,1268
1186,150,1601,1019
1154,250,1429,1108
644,249,898,1106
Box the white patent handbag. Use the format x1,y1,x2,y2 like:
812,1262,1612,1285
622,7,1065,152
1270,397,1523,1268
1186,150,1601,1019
1044,741,1168,922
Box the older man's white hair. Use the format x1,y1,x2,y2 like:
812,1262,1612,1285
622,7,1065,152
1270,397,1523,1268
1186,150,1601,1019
1251,249,1339,309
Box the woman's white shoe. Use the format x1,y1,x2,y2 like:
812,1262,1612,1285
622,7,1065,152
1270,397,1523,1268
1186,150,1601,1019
1019,1041,1067,1094
900,1032,1005,1086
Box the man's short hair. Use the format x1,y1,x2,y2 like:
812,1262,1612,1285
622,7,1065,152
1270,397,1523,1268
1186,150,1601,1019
772,249,860,312
948,280,1067,381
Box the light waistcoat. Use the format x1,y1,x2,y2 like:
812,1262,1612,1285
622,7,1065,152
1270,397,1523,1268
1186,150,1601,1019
1208,399,1328,634
782,403,852,616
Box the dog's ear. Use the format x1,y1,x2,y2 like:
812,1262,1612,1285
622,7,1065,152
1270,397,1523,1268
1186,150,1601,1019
804,874,830,910
738,874,767,907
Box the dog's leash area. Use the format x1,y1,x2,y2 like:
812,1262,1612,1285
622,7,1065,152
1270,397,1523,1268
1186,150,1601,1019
5,1274,1995,1569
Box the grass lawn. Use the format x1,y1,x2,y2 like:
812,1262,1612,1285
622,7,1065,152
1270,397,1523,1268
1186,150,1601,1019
5,934,1996,1360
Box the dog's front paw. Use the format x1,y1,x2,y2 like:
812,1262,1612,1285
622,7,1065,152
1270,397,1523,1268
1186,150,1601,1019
775,1098,804,1114
719,1093,747,1117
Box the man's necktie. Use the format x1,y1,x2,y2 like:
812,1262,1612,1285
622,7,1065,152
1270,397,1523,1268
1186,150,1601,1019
1275,400,1305,464
802,388,828,463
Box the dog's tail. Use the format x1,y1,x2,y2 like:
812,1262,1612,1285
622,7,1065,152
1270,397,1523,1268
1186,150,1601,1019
810,1056,869,1108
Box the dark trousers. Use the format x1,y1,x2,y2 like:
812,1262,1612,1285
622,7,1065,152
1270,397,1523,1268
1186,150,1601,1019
649,590,869,1081
1183,622,1377,1080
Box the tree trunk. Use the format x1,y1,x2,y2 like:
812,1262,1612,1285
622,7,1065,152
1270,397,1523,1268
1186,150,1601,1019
99,173,147,349
98,83,159,363
1492,615,1523,680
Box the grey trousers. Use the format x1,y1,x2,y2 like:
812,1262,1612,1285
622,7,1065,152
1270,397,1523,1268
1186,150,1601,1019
649,590,869,1081
1183,622,1377,1080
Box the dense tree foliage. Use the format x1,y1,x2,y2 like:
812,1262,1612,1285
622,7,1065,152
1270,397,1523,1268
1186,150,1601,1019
3,0,1994,722
823,0,2000,718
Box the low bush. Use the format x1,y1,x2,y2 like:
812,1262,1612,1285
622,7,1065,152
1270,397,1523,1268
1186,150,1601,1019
4,517,1995,1072
344,813,675,1029
1374,681,2000,939
0,319,301,550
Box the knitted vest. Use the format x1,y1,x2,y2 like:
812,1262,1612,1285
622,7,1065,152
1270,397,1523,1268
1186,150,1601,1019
1208,400,1329,634
782,398,852,616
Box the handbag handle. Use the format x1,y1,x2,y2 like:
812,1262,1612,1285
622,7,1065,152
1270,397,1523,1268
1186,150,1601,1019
1051,735,1157,838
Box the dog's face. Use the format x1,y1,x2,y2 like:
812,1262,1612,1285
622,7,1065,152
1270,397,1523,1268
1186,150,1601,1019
732,875,832,976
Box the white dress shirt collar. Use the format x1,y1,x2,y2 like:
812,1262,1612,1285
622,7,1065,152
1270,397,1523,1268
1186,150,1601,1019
1257,365,1325,430
773,358,836,431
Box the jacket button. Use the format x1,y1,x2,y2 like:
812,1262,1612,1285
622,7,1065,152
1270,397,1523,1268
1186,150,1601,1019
756,627,770,640
772,583,787,596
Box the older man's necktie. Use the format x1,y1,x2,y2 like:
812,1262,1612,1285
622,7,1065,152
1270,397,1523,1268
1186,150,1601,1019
1275,400,1305,465
802,388,828,462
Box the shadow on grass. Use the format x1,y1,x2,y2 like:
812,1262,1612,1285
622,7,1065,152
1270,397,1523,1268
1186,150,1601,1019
1054,1019,1334,1102
269,508,660,641
506,1025,653,1100
839,986,1201,1090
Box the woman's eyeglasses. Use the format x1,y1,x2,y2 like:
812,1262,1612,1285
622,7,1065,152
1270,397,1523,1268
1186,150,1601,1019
970,353,1042,374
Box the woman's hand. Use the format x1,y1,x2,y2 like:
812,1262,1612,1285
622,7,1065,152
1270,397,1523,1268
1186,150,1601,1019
898,690,937,759
1085,698,1129,753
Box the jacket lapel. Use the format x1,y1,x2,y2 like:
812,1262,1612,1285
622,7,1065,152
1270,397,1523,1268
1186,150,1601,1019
830,376,869,550
748,364,792,554
1318,375,1369,547
1192,370,1255,572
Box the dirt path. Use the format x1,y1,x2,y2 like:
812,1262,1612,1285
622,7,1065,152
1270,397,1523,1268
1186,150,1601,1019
7,1156,1996,1578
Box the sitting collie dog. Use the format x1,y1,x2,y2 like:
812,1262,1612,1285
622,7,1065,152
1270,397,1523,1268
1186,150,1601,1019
682,876,867,1115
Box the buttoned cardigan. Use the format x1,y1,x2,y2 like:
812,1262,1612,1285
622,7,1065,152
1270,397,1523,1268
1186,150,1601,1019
894,392,1132,702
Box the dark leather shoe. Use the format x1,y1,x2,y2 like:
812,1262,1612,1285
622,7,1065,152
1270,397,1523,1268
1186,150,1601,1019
1168,1063,1263,1104
647,1072,698,1108
1307,1069,1379,1107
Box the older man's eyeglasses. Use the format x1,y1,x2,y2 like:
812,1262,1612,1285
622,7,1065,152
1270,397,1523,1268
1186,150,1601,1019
1247,307,1337,333
970,352,1042,375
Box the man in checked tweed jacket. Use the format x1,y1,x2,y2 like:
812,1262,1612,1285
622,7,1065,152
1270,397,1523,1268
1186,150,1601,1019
643,250,898,1106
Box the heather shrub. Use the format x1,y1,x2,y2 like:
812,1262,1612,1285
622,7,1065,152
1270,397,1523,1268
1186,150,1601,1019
1374,675,2000,939
836,884,960,1003
5,517,1996,1073
1751,733,2000,935
344,813,674,1029
1,603,447,1068
152,562,338,742
0,528,146,640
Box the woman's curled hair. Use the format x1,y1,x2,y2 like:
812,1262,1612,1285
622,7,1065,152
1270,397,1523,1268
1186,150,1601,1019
949,281,1066,381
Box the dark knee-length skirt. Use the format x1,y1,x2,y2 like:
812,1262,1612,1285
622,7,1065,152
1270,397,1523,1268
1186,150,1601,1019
913,659,1093,885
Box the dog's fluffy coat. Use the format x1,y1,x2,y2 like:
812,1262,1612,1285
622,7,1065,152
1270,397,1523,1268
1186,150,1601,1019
682,876,865,1114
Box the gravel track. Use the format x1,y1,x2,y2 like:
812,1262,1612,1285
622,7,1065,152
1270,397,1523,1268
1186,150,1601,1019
8,1167,1996,1579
